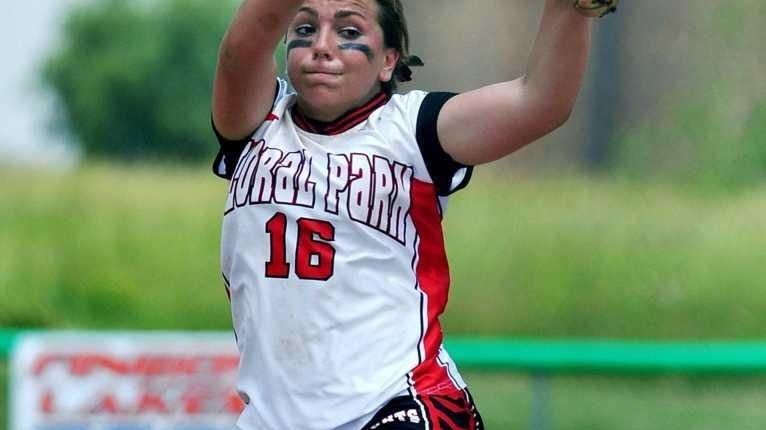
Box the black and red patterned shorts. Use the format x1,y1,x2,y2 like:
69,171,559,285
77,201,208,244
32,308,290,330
360,389,484,430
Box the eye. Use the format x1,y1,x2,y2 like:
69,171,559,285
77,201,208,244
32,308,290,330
338,27,361,39
294,24,315,37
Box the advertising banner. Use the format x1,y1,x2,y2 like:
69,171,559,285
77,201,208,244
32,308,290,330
11,332,243,430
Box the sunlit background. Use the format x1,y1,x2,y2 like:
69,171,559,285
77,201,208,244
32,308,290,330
2,1,766,429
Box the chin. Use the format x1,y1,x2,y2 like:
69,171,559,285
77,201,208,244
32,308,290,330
301,86,341,105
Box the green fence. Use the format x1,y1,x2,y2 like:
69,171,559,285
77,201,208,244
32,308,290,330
0,331,15,360
4,330,766,429
445,338,766,374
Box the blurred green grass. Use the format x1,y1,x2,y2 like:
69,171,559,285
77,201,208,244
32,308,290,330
2,164,766,337
0,163,230,329
3,369,766,430
466,373,766,430
443,171,766,339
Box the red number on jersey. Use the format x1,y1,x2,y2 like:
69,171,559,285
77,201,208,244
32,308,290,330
296,218,336,281
265,212,336,281
265,213,290,278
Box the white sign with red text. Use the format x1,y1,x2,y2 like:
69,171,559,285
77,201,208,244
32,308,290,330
11,332,244,430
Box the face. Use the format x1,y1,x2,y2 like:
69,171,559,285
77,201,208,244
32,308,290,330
286,0,399,121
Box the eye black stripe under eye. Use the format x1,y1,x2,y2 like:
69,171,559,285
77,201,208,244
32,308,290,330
287,40,313,54
338,43,373,60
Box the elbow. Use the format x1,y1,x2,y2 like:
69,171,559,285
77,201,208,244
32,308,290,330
217,36,244,71
534,104,573,137
217,36,272,75
540,96,575,131
553,106,573,129
219,12,283,65
218,30,257,65
218,28,264,67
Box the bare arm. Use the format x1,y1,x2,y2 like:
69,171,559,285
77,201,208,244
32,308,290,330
438,0,594,166
212,0,303,140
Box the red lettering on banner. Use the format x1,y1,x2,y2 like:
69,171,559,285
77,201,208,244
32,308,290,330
137,356,200,375
41,390,54,414
92,395,121,413
182,395,204,414
224,393,245,413
72,355,129,375
33,354,239,376
39,391,245,415
33,355,60,375
36,389,244,415
212,356,239,373
137,394,168,413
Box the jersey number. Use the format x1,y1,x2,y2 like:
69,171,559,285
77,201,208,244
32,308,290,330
265,212,336,281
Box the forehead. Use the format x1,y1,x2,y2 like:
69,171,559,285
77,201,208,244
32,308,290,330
300,0,378,18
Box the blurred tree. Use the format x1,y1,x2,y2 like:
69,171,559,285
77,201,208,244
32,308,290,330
585,16,622,169
741,101,766,180
44,0,286,162
607,1,766,190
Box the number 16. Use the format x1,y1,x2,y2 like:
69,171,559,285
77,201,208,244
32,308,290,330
265,212,336,281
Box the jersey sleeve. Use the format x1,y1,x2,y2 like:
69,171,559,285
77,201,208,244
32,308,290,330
211,78,289,180
415,92,474,196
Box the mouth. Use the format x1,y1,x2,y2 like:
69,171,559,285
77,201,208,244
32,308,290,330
305,71,342,76
303,71,343,85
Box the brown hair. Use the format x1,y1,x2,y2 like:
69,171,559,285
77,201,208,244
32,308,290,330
376,0,422,94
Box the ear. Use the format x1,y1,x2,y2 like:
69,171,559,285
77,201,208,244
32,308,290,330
379,48,400,83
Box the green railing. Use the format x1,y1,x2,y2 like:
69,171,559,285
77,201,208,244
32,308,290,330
6,330,766,372
0,330,19,360
4,330,766,429
444,338,766,374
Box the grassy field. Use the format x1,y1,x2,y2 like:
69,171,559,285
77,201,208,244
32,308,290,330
0,164,231,330
443,171,766,339
3,163,765,337
2,163,766,428
465,372,766,430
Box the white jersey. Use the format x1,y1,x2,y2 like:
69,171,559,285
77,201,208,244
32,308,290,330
212,78,473,430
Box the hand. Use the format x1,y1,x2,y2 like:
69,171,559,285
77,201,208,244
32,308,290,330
572,0,619,18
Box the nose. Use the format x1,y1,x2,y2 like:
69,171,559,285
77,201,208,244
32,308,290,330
312,27,334,60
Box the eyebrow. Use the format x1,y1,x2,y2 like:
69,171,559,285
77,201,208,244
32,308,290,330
335,10,366,20
297,7,319,18
296,7,366,20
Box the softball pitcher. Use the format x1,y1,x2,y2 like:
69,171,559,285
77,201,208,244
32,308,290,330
211,1,618,429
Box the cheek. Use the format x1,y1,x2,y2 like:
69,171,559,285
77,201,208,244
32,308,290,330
340,43,384,73
285,50,309,81
344,58,382,90
286,44,307,65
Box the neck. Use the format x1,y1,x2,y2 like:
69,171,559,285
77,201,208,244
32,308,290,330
291,90,390,136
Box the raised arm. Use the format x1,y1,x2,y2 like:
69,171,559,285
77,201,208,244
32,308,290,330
212,0,303,140
437,0,596,166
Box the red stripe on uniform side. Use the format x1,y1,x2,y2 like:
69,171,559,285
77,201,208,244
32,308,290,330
419,390,481,430
409,179,457,396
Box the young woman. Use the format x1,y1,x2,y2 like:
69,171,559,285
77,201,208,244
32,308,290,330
211,1,617,429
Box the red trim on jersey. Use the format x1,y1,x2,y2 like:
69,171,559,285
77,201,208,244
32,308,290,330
409,179,458,396
418,390,482,430
265,113,280,121
291,92,389,135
